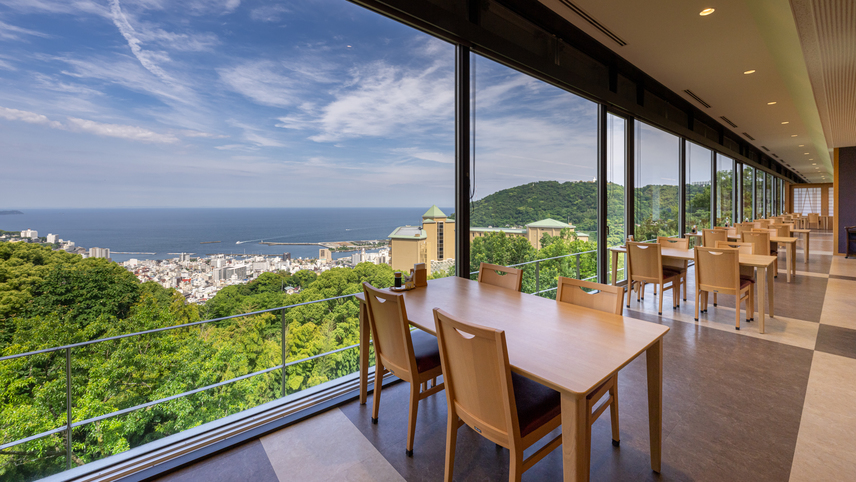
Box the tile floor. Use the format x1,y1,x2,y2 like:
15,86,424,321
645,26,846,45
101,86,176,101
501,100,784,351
154,232,856,482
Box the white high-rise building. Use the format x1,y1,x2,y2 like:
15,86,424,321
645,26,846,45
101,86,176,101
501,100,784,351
46,233,57,243
21,229,38,239
88,247,111,259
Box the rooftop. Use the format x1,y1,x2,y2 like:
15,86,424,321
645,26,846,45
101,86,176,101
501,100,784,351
388,226,427,240
525,218,575,229
421,205,447,219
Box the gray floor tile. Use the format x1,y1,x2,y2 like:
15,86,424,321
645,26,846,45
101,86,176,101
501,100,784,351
151,440,279,482
815,324,856,359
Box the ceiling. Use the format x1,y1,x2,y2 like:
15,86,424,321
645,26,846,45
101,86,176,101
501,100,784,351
538,0,855,184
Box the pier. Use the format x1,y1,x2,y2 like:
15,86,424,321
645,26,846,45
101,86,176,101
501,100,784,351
112,252,156,255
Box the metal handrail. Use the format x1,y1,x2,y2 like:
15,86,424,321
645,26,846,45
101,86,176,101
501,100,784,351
0,291,363,468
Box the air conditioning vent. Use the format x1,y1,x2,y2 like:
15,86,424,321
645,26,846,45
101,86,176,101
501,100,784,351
741,132,755,140
720,116,738,128
683,90,711,108
558,0,627,46
761,145,771,152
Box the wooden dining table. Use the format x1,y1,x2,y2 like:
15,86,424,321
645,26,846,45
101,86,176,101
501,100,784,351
609,246,777,333
355,276,670,481
726,234,797,281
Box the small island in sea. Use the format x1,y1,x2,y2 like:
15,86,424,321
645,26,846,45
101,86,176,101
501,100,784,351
0,210,24,215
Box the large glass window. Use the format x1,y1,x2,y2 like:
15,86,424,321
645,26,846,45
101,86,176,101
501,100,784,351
716,155,735,226
607,114,627,283
0,1,455,477
766,173,773,217
794,187,822,215
755,169,765,219
469,54,598,295
686,143,712,230
742,165,754,221
635,123,680,240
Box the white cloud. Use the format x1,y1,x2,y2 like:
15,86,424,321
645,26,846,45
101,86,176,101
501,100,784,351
308,59,454,142
391,148,453,164
243,131,284,147
66,116,179,143
0,106,63,129
0,58,15,71
181,129,228,139
109,0,175,85
0,19,50,40
136,26,219,52
249,4,288,22
218,61,302,108
0,0,109,17
215,143,258,151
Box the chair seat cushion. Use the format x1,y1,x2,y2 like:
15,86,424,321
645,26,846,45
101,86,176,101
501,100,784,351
740,274,755,282
662,268,682,279
511,372,560,437
740,278,755,289
411,329,441,373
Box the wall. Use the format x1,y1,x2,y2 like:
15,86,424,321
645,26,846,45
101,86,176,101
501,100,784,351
837,147,856,254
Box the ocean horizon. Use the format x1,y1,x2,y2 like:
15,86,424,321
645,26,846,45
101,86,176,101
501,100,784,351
0,207,454,263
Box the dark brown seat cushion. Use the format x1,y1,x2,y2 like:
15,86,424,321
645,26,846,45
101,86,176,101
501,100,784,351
411,329,441,373
662,268,682,279
739,278,754,289
511,372,560,437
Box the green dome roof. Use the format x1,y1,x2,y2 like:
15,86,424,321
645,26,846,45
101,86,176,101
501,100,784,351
422,205,447,219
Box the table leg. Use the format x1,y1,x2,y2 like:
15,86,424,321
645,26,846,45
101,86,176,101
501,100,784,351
757,266,767,334
768,262,775,318
561,393,589,481
786,242,793,282
805,231,811,264
646,338,663,474
610,250,619,286
359,300,369,405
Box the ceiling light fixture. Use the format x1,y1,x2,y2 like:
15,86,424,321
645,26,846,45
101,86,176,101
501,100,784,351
791,135,798,137
744,70,756,74
805,152,810,155
799,144,804,147
767,101,777,105
782,121,789,124
700,8,715,16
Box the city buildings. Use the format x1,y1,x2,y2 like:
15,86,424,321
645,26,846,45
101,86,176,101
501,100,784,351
388,205,455,274
20,229,37,239
88,247,111,259
469,218,589,245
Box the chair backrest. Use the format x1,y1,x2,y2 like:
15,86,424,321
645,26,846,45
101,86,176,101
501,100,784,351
362,282,416,378
626,241,663,283
702,229,728,248
736,222,754,235
808,213,819,222
657,236,689,250
714,240,754,255
478,262,523,292
770,224,791,237
741,231,771,255
695,247,741,294
556,277,624,315
755,220,770,229
433,308,518,445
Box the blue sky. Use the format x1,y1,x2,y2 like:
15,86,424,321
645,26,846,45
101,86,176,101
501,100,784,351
0,0,609,209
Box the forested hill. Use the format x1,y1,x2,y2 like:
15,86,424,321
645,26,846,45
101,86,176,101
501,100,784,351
449,180,679,240
455,181,609,233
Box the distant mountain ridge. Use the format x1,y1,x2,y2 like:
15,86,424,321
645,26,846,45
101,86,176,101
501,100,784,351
0,210,23,215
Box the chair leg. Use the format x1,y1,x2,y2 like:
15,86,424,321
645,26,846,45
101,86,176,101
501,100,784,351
713,292,718,307
406,382,420,456
610,378,620,446
695,287,700,321
749,284,755,321
658,283,664,315
444,413,458,482
626,280,633,308
509,446,524,482
372,360,384,423
683,273,688,301
735,294,741,330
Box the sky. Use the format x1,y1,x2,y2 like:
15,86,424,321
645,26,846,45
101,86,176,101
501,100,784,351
0,0,668,209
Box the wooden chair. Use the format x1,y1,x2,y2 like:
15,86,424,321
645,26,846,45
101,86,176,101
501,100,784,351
434,309,564,482
362,282,445,456
771,223,791,236
556,277,624,316
756,219,771,229
702,229,728,248
626,241,682,315
713,241,757,311
808,213,820,229
736,222,755,235
555,277,622,457
742,231,778,275
478,262,523,292
694,247,755,330
657,237,689,303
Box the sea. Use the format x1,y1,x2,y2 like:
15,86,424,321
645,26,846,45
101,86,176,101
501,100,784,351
0,208,452,263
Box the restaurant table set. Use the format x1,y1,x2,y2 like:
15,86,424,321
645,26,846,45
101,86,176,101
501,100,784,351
355,263,669,482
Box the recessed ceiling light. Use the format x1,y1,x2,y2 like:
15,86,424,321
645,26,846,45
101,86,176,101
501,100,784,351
767,102,777,105
782,121,790,124
798,144,804,147
791,135,798,137
812,163,817,165
805,152,810,155
700,8,715,16
744,70,756,74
